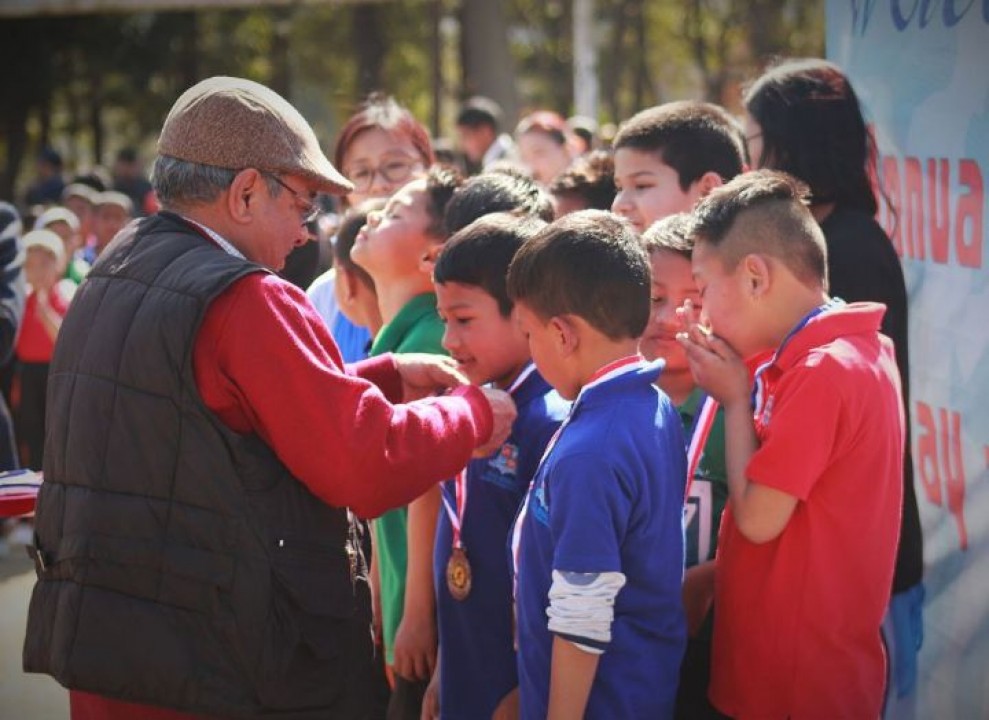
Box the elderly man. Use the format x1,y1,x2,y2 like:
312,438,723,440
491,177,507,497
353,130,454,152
23,77,515,720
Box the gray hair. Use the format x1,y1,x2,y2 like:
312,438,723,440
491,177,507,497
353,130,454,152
151,155,282,210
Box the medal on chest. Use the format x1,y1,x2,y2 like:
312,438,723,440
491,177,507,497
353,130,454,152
442,469,472,601
446,545,473,601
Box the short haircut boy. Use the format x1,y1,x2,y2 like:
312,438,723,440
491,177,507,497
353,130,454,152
507,209,649,340
690,170,828,289
333,203,380,292
444,171,554,235
423,164,464,237
434,213,546,316
613,101,745,190
640,212,694,259
548,149,616,212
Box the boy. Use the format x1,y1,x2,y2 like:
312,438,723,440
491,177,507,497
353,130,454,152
443,170,555,236
507,210,687,719
678,170,903,719
611,101,744,234
351,165,463,717
613,100,743,719
640,214,727,719
425,213,570,719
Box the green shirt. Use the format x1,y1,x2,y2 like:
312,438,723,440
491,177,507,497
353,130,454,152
678,388,728,568
369,292,446,664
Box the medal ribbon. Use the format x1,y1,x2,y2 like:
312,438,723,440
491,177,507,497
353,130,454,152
441,363,539,551
750,298,845,417
684,394,719,500
511,355,643,598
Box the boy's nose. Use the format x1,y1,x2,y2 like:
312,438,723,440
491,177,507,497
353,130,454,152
611,190,630,215
441,326,459,352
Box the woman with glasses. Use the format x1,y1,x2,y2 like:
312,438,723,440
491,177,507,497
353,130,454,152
308,94,435,361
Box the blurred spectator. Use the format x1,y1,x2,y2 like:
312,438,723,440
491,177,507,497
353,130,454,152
112,147,159,216
566,114,599,154
456,96,518,173
0,202,24,473
24,148,65,207
515,110,576,186
86,190,133,263
15,229,69,470
34,206,90,287
548,149,615,216
62,183,98,244
72,166,111,192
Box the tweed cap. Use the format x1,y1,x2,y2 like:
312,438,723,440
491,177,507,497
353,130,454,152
158,76,353,196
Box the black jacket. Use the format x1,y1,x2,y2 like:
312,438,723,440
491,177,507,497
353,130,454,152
24,213,374,718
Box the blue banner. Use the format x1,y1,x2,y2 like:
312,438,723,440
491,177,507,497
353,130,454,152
827,4,989,718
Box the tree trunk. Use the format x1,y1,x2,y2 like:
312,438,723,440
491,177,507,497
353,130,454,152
353,4,385,97
270,7,293,99
459,0,517,125
89,70,103,168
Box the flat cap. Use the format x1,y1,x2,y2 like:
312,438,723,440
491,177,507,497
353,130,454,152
158,76,353,196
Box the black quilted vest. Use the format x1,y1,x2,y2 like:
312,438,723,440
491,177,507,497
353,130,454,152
23,212,374,719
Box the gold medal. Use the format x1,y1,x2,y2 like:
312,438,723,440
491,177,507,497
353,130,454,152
446,546,472,601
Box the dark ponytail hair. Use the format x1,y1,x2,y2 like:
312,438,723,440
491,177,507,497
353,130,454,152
744,58,878,216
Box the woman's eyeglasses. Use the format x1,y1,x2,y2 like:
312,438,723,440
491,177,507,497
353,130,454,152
345,158,422,193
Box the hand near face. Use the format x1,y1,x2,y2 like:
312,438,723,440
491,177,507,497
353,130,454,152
676,300,750,407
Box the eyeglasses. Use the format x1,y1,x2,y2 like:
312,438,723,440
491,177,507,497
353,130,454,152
262,171,321,225
345,158,422,193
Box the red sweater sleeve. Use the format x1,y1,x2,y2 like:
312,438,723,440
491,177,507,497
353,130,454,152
193,273,487,518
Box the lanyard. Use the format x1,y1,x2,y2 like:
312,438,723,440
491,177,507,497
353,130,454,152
684,394,719,500
510,356,642,598
750,298,844,416
441,362,539,550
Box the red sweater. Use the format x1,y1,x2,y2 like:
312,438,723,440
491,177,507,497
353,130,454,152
69,271,492,720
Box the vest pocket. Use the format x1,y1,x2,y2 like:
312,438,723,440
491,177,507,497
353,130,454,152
254,539,367,710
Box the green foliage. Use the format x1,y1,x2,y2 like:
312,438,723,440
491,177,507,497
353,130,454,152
2,0,824,203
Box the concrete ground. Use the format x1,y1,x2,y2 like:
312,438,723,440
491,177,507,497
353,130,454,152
0,537,68,719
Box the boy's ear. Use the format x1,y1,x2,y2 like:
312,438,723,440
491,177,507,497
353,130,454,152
549,314,580,357
691,171,725,203
741,253,772,299
420,243,443,276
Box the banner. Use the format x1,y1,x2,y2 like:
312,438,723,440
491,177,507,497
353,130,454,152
827,4,989,718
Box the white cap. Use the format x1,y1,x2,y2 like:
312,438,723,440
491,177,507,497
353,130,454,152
34,206,80,233
22,229,66,265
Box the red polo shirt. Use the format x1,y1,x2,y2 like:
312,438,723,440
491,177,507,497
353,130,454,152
69,269,493,720
710,303,904,720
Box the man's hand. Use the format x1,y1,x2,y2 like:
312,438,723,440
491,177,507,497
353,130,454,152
393,354,469,402
474,387,517,457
